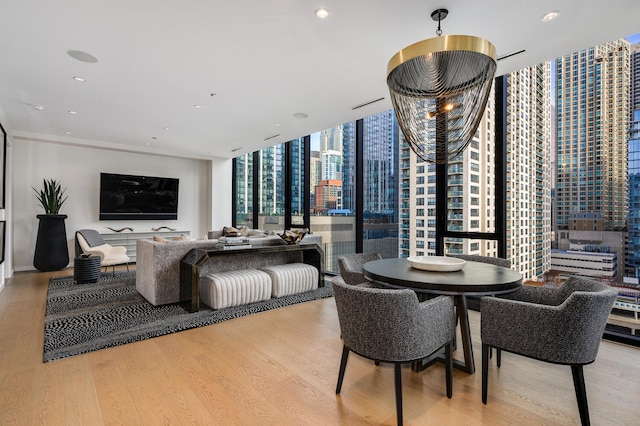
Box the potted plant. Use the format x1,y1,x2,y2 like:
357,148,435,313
33,178,68,214
33,179,70,271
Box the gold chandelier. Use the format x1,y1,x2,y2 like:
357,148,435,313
387,9,496,164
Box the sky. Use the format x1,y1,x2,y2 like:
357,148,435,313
626,32,640,44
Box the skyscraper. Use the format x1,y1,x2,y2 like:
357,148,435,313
362,111,399,216
554,40,630,280
506,64,552,277
555,40,630,232
400,63,552,281
627,43,640,277
319,126,343,152
258,144,285,216
321,150,342,181
362,111,400,258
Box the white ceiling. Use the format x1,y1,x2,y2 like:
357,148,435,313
1,0,639,160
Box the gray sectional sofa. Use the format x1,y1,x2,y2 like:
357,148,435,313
135,230,321,306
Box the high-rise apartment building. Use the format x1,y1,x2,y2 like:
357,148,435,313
258,144,285,216
399,64,552,281
319,126,343,152
627,42,640,277
506,64,553,278
399,96,498,262
321,150,342,181
361,111,399,258
555,40,630,232
309,150,321,210
555,40,630,280
234,152,254,227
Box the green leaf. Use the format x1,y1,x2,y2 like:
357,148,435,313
32,179,68,214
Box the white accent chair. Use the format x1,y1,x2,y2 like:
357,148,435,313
75,229,130,274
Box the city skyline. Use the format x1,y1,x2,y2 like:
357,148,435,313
234,34,639,281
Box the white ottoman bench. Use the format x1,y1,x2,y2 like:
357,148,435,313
260,263,319,298
200,269,272,309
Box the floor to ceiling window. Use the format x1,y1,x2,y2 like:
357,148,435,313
234,153,254,228
309,123,356,273
258,144,285,232
232,31,640,346
362,111,400,259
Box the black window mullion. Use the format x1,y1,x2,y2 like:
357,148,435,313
438,75,507,256
356,119,364,253
253,151,260,228
284,141,292,230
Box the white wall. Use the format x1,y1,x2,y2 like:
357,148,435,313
0,106,10,288
210,156,232,230
12,138,227,271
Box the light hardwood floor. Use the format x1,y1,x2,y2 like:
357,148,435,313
1,267,640,425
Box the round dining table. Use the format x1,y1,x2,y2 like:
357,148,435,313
362,257,523,374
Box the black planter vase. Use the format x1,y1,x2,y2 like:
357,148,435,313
34,214,70,272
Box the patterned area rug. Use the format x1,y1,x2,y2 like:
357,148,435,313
43,271,333,362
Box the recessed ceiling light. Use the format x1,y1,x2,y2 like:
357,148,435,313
144,142,150,146
72,76,86,82
275,123,281,127
32,104,44,111
315,8,330,19
67,50,98,63
68,110,78,115
293,112,309,119
541,10,560,22
163,127,170,131
65,131,72,135
193,105,203,109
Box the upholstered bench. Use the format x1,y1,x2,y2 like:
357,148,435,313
200,269,272,309
260,262,319,298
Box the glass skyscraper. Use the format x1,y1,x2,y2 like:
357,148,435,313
627,43,640,277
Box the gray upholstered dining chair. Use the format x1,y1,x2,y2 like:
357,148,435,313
448,254,511,311
337,252,382,285
480,276,617,426
448,254,510,268
332,275,455,426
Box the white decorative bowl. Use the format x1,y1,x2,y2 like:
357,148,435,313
407,256,466,272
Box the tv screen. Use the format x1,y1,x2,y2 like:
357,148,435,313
99,173,179,220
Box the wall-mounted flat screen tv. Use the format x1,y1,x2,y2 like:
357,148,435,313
99,172,179,220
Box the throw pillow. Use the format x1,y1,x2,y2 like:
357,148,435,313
153,236,170,243
277,229,307,244
173,234,195,241
247,229,267,238
223,226,239,237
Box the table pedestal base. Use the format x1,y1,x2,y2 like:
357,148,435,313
413,295,475,374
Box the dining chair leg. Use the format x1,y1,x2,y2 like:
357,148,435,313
482,343,490,404
394,363,403,426
496,348,502,368
336,346,349,394
571,364,590,426
445,341,453,398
